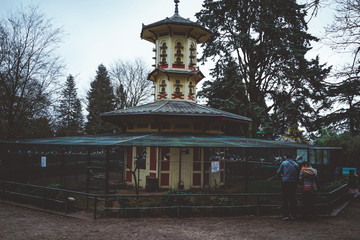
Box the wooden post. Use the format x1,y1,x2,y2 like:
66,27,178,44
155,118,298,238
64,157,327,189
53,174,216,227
177,195,181,218
62,146,65,188
64,192,69,214
327,195,331,216
256,195,260,216
178,148,182,189
93,196,97,220
86,147,91,209
42,188,46,209
1,182,5,200
245,158,248,193
23,146,27,183
105,147,109,194
244,149,248,205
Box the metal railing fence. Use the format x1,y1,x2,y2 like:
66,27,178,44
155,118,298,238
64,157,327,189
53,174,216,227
0,180,349,219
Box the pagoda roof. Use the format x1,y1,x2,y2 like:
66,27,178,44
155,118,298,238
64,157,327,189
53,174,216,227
100,100,252,123
147,68,205,82
141,13,212,43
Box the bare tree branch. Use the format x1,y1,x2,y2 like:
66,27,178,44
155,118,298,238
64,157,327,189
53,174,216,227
110,58,152,109
0,5,65,139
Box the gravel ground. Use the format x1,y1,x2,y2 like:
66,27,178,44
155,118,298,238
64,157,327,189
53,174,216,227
1,198,360,240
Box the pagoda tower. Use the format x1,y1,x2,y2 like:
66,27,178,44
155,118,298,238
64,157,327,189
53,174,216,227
141,0,211,102
101,1,251,136
99,1,251,190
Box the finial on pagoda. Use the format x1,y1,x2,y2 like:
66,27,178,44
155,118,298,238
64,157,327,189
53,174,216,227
174,0,180,15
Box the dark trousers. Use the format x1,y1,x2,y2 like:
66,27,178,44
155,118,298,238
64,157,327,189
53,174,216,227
302,192,315,217
282,181,297,217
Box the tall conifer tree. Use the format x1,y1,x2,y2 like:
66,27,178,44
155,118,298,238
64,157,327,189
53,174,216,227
86,64,117,134
197,0,331,139
56,74,84,136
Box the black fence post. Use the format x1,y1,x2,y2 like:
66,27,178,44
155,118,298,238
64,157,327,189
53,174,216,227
93,196,97,220
86,147,91,210
177,195,181,218
64,191,69,214
327,193,331,216
61,147,65,188
1,181,5,200
105,147,109,194
42,188,46,209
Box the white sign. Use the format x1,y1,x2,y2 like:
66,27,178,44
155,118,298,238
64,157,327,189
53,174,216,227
211,161,219,173
41,156,46,168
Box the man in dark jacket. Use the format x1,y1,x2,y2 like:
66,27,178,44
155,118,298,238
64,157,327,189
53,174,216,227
276,156,299,220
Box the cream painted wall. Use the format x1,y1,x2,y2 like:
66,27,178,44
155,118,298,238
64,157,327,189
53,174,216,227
125,146,225,191
155,72,196,101
125,147,158,189
156,35,197,71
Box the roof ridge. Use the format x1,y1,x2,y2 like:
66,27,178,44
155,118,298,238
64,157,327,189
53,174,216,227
192,102,238,114
152,100,170,112
101,101,156,116
188,101,219,113
189,102,252,120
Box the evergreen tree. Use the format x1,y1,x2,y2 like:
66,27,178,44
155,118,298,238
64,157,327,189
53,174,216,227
196,0,331,138
115,83,127,110
322,0,360,135
56,75,84,136
86,64,117,134
324,74,360,135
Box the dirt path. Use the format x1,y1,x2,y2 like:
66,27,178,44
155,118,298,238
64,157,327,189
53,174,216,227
1,198,360,240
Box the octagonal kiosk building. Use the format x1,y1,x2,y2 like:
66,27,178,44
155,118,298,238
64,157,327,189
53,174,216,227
0,2,342,194
100,2,252,190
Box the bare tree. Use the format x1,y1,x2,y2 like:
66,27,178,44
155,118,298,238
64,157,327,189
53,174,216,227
300,1,332,22
110,58,152,109
322,0,360,134
326,0,360,73
0,5,65,139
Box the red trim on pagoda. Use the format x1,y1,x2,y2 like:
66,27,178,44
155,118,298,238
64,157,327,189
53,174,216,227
172,64,185,69
193,173,201,186
160,173,169,186
150,147,156,170
126,147,133,182
159,64,168,69
193,148,201,171
161,147,170,171
188,66,196,71
158,94,168,99
126,171,132,182
188,95,195,101
172,93,184,99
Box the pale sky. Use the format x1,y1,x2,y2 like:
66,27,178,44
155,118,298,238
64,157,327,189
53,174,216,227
0,0,348,102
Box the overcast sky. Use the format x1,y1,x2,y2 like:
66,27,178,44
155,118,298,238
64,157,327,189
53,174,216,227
0,0,347,101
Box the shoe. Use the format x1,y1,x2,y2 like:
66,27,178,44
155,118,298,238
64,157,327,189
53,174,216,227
282,216,291,221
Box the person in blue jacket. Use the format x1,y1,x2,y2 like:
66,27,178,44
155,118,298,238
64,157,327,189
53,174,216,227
276,155,299,220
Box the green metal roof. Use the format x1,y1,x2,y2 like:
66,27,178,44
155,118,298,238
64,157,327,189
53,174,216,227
0,134,341,149
101,101,252,123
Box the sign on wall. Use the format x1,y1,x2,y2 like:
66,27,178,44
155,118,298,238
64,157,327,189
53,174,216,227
41,156,46,168
342,167,357,175
211,161,219,173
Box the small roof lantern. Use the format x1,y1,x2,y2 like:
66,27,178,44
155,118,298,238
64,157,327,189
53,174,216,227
141,0,212,44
